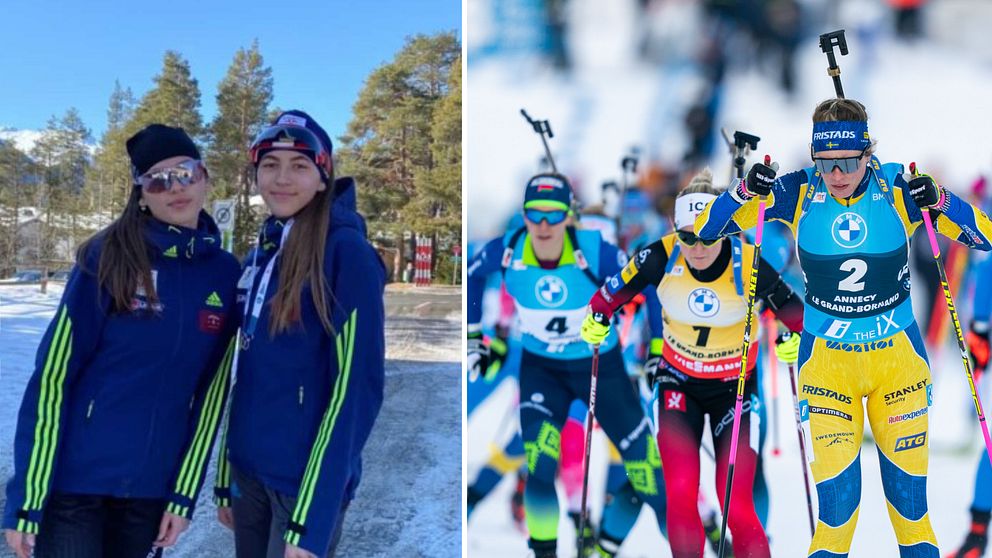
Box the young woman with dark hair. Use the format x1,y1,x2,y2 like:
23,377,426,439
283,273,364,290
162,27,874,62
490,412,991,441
213,110,386,558
3,124,240,558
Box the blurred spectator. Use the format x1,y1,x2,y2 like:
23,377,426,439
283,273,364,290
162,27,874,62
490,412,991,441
888,0,927,39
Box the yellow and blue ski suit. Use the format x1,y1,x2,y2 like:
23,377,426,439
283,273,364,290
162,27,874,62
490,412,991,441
696,157,992,557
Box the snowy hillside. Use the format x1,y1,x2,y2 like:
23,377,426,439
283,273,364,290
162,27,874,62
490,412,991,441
467,0,992,239
0,128,44,154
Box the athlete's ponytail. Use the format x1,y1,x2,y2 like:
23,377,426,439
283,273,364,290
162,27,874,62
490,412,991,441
678,167,721,198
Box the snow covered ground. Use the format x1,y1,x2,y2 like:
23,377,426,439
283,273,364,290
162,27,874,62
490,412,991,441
0,283,461,557
466,0,992,555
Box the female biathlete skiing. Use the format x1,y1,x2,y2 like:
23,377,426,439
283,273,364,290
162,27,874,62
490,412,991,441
3,124,240,558
467,173,668,557
695,98,992,557
581,168,804,558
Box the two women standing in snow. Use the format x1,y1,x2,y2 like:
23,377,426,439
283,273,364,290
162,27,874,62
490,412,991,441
3,111,386,558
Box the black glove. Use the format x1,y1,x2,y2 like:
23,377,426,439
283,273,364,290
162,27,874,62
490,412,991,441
467,333,491,382
644,354,662,389
743,161,778,198
908,174,945,210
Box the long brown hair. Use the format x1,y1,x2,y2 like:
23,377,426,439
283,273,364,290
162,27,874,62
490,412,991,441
77,187,157,313
267,174,335,336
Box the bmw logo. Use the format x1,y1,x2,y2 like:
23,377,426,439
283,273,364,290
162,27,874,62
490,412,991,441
688,288,720,318
832,212,867,248
535,275,568,308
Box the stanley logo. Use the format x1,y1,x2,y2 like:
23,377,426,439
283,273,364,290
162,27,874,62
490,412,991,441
884,380,928,403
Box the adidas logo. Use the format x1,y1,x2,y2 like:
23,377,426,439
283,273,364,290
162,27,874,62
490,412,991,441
163,246,178,258
206,292,223,307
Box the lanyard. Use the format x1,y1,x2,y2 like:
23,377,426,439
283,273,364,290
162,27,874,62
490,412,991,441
237,219,294,354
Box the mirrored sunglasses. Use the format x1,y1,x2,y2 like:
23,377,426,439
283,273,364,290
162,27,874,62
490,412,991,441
524,208,568,226
250,125,332,175
676,230,719,247
137,160,207,193
811,147,868,175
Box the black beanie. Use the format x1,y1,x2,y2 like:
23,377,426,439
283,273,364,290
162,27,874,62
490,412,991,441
126,124,201,179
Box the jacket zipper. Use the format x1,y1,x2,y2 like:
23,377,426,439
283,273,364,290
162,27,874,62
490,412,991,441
299,385,305,407
86,400,94,419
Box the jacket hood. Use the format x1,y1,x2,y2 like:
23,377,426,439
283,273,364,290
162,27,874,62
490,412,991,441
329,176,367,237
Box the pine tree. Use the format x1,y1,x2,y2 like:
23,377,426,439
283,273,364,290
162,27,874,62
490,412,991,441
206,40,274,256
133,51,204,138
338,31,460,280
29,109,92,263
91,81,137,218
412,53,461,238
0,141,35,275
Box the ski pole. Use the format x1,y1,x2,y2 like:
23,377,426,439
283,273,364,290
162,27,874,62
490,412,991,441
578,342,601,558
786,360,816,536
616,150,640,247
718,154,773,558
720,129,760,184
520,109,558,173
767,314,781,457
911,161,992,469
819,30,849,98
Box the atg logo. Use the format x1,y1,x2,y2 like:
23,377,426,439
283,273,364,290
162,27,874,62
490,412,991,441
535,275,567,308
894,431,926,452
832,212,868,248
688,288,720,318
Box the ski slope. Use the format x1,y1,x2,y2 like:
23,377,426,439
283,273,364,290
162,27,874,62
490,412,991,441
466,0,992,555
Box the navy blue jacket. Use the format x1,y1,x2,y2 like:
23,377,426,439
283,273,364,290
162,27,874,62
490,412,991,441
215,177,386,555
3,212,241,534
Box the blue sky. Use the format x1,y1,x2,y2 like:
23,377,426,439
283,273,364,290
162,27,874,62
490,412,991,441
1,0,461,142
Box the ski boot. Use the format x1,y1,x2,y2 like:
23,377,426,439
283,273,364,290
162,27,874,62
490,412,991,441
948,509,990,558
569,511,597,557
593,533,622,557
528,538,557,558
703,510,734,557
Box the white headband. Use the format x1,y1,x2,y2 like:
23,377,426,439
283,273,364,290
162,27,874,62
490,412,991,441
674,193,716,231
